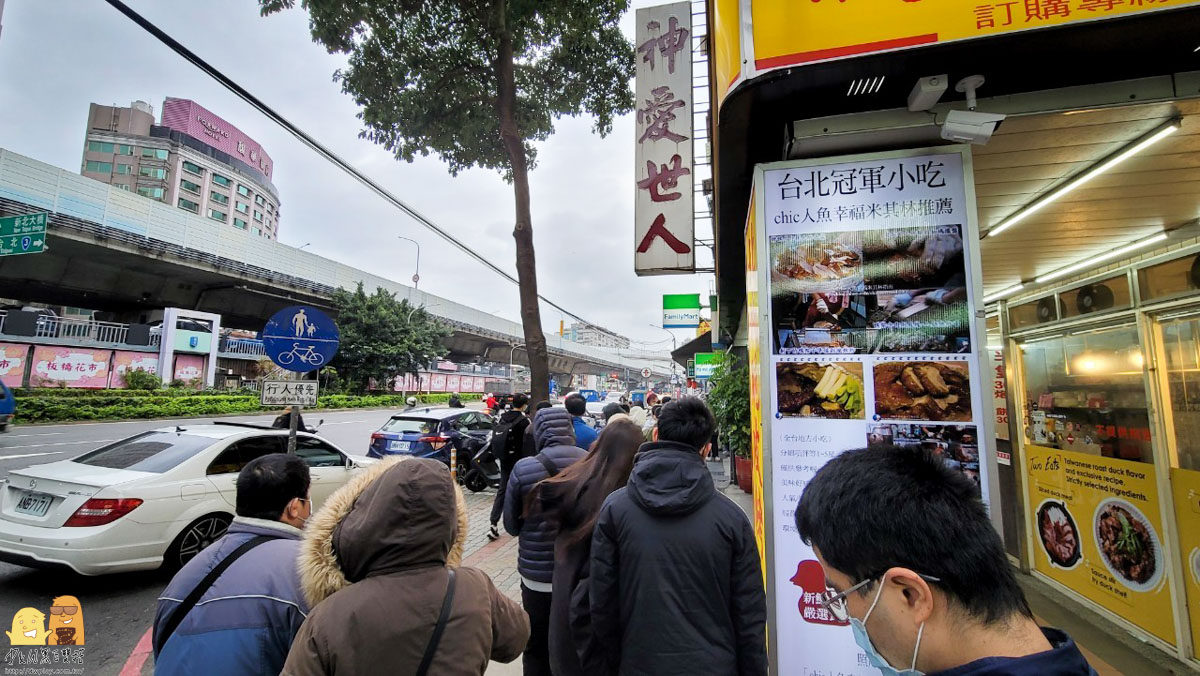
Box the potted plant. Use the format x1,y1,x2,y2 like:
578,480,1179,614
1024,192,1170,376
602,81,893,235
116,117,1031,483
706,353,753,493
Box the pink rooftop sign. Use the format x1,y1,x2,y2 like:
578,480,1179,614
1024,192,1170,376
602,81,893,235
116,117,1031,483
160,97,274,180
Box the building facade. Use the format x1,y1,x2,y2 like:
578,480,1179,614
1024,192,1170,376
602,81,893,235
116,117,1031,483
567,322,630,350
81,98,281,239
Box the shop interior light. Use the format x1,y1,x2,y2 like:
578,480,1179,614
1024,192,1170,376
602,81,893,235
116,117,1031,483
1034,232,1168,285
983,283,1025,304
986,119,1181,239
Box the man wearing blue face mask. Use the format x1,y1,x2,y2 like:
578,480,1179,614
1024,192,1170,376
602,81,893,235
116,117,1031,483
795,444,1097,676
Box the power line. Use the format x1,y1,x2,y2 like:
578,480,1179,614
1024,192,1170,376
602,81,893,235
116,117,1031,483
103,0,599,328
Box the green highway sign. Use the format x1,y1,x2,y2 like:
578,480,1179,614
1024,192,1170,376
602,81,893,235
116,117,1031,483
0,213,47,257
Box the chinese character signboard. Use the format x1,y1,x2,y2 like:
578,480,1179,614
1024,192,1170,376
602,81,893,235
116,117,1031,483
0,213,47,257
261,380,319,407
110,351,159,389
711,0,1200,108
634,2,694,276
30,347,110,389
0,343,28,388
749,147,993,674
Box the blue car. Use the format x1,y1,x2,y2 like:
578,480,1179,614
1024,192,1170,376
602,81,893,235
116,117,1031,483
0,381,14,432
368,408,494,472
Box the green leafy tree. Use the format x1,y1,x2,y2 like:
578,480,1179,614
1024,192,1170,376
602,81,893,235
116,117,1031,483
331,282,452,393
260,0,635,402
706,353,750,459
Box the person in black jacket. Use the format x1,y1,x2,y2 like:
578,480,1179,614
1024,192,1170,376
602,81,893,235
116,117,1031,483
504,406,588,676
590,397,767,676
488,393,532,541
528,419,643,676
522,400,553,457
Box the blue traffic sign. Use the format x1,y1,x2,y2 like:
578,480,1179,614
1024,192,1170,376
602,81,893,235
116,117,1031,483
262,306,339,373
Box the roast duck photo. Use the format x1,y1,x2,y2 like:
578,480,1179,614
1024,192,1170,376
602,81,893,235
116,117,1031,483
874,362,971,422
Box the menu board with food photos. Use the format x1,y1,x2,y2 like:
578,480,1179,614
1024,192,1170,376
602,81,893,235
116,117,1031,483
751,148,993,675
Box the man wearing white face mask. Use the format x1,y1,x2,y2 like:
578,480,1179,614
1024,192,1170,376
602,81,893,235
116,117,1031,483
796,445,1097,676
154,453,313,675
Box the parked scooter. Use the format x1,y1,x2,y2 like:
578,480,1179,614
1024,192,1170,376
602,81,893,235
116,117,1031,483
457,434,502,493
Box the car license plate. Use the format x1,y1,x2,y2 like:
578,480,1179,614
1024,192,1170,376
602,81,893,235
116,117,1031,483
14,491,53,517
388,440,411,452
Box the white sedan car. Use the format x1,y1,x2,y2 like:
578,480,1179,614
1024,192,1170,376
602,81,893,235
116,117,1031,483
0,423,375,575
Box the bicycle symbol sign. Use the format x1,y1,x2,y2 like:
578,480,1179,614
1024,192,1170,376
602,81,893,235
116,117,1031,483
261,306,339,373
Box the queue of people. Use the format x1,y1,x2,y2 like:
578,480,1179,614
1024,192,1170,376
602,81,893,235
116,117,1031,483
150,392,1097,676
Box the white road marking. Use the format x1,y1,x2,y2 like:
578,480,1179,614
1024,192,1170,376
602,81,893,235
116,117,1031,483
0,452,65,461
319,420,368,426
5,432,65,438
0,438,119,451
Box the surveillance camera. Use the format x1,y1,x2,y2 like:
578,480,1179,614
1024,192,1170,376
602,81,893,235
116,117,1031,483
907,75,948,112
940,110,1006,145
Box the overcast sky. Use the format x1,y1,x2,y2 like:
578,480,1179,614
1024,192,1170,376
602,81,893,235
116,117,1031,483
0,0,711,350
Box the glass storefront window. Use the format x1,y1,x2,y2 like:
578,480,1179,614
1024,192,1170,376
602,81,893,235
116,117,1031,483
1010,296,1060,329
1140,253,1200,302
1158,312,1200,470
1060,275,1131,319
1018,324,1153,463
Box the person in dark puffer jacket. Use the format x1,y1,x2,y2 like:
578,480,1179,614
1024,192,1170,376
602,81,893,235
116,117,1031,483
504,406,587,676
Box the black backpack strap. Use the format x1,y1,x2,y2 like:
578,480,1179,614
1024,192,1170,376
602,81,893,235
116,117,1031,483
536,452,559,478
416,568,457,676
154,534,272,656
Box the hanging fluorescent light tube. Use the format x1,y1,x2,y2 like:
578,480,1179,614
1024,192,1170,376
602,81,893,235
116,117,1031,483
1034,232,1168,284
983,283,1025,304
986,118,1181,239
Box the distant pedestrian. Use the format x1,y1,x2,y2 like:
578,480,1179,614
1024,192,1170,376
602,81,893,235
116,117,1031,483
272,406,305,430
404,396,418,410
565,393,598,451
488,393,532,541
528,419,644,676
486,392,498,414
590,397,767,676
795,445,1097,676
641,404,662,442
504,407,588,676
448,392,464,408
601,402,625,425
283,457,528,675
523,400,553,457
154,454,312,675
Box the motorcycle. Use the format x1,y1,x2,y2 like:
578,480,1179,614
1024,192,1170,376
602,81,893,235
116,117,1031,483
457,434,502,493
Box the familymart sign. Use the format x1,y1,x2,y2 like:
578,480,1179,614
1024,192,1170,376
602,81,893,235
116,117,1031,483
663,293,702,328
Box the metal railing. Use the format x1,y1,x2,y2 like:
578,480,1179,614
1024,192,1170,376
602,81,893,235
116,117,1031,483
0,310,265,356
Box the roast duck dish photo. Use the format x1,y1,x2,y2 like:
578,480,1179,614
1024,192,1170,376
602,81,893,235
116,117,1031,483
874,361,971,422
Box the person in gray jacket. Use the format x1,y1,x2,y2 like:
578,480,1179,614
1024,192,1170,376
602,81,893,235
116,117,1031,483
154,454,311,675
504,407,587,676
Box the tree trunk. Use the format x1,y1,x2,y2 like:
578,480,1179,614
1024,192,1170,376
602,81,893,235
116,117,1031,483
495,0,550,403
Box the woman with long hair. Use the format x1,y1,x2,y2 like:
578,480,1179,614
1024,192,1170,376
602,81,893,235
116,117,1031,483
527,419,644,676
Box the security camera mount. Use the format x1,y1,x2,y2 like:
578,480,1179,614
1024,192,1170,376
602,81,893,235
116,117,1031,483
955,75,987,111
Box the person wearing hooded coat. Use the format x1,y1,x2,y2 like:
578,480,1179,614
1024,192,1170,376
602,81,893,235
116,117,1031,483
281,457,529,676
503,407,588,676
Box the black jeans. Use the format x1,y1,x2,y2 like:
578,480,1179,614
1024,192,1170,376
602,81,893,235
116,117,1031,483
490,463,513,526
521,584,553,676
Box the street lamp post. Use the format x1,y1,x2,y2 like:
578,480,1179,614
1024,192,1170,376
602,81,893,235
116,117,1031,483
396,235,421,288
649,324,678,393
509,343,524,386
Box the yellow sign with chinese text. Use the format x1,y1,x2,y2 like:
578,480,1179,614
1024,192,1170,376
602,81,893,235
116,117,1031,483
709,0,1200,107
746,193,767,577
1170,467,1200,652
1026,444,1175,644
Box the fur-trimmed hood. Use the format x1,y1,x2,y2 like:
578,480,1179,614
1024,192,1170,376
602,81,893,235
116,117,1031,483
297,456,467,608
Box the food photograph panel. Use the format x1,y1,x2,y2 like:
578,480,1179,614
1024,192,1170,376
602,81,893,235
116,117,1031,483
770,233,864,295
867,423,981,490
1037,500,1083,570
873,360,972,422
777,361,865,420
860,225,967,292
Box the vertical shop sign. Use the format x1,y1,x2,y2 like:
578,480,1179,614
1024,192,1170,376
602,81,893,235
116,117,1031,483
752,148,990,674
992,348,1012,463
633,2,694,275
